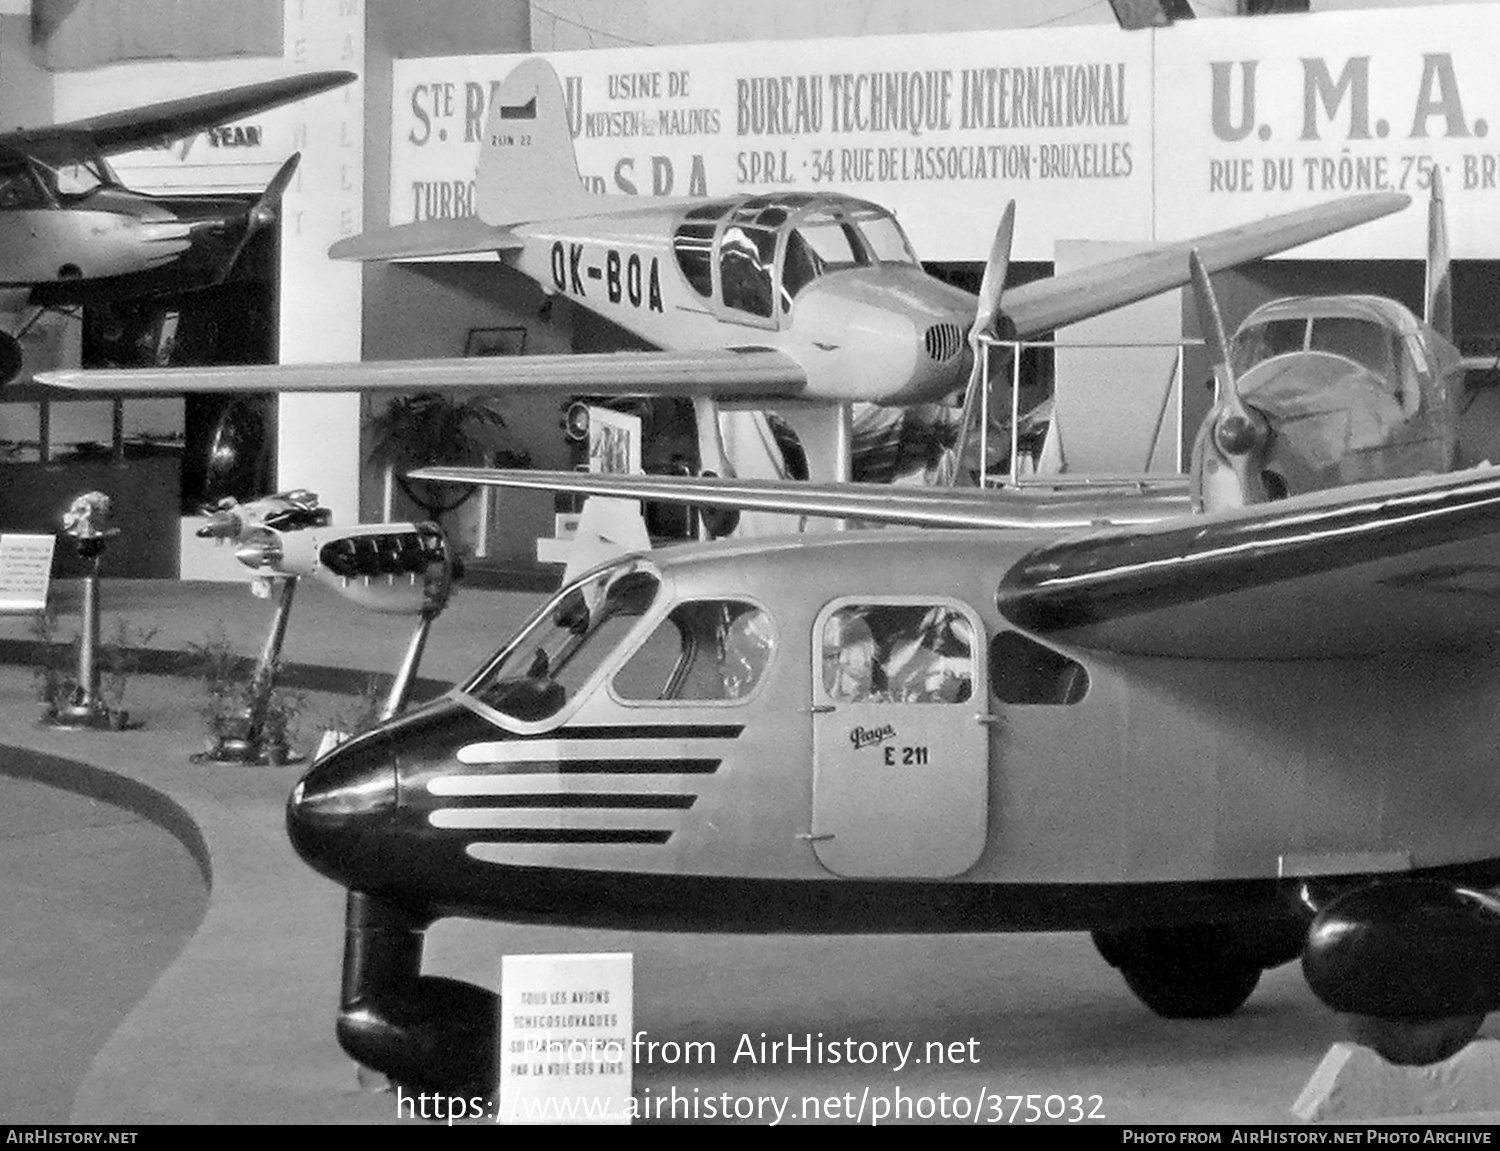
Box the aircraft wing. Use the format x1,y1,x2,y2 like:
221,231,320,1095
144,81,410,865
408,466,1191,529
995,466,1500,659
38,348,808,398
1002,192,1410,339
6,71,357,155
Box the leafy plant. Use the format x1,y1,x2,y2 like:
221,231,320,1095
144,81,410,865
366,393,528,526
100,617,161,712
30,609,76,714
185,620,249,733
324,674,387,740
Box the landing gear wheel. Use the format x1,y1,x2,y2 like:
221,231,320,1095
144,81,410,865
1344,1013,1485,1066
1118,962,1262,1019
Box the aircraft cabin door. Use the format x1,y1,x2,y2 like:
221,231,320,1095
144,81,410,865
809,598,988,878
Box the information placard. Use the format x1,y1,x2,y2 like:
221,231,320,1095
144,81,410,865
0,534,55,613
498,952,633,1125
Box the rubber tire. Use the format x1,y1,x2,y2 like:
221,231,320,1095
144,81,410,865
1118,962,1263,1019
1344,1013,1485,1066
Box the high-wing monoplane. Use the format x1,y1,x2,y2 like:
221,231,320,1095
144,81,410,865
39,57,1409,490
0,69,355,382
273,175,1500,1095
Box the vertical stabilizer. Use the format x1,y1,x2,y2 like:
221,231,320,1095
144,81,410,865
475,58,596,226
1425,168,1453,342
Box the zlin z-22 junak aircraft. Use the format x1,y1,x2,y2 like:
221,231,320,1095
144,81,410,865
361,172,1500,1088
0,68,355,383
43,56,1406,513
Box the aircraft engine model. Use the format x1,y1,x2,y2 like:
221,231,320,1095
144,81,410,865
40,57,1410,504
0,69,355,383
352,175,1500,1086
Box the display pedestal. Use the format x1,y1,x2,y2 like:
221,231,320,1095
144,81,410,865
1294,1040,1500,1123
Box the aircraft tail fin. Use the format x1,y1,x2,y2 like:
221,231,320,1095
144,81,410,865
475,58,597,226
1425,168,1453,342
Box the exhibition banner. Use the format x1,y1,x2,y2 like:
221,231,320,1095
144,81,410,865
391,2,1500,262
390,27,1156,262
1154,1,1500,258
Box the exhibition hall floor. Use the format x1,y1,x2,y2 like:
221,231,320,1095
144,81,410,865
0,579,1438,1125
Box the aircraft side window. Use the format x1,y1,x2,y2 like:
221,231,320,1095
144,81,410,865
821,604,974,704
989,631,1089,706
0,165,42,209
781,229,822,308
719,224,777,318
672,222,715,298
614,600,774,702
797,218,866,272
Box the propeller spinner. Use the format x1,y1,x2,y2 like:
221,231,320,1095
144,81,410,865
1188,249,1269,514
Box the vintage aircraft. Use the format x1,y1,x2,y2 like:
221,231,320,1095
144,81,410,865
38,57,1410,495
295,176,1500,1091
0,69,355,382
432,170,1471,533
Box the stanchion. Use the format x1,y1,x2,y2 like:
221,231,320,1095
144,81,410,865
194,574,304,765
45,491,135,731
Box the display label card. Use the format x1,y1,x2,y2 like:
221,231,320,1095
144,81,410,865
498,952,633,1125
0,534,55,613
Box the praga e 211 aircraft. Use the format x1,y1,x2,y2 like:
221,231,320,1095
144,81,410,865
40,57,1408,495
285,181,1500,1092
0,69,354,382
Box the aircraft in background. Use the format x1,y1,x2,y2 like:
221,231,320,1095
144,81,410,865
39,57,1409,500
428,169,1471,531
0,69,355,382
276,177,1500,1093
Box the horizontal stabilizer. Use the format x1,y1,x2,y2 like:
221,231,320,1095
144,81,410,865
37,348,808,398
329,219,522,262
407,467,1191,531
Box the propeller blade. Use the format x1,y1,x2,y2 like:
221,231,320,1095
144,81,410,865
971,199,1015,342
945,203,1016,485
214,152,301,284
1187,248,1267,513
1425,166,1453,342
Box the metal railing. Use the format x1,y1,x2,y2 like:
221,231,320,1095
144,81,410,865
972,335,1205,487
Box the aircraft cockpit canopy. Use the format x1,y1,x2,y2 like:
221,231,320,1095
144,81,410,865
672,193,917,321
1230,299,1431,412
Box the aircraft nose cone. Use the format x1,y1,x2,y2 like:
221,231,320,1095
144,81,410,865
286,731,397,883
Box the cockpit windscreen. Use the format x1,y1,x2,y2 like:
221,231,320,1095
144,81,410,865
462,563,659,723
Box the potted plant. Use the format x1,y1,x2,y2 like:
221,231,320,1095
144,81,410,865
366,393,529,531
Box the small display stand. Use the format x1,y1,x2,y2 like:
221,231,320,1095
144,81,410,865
44,491,136,730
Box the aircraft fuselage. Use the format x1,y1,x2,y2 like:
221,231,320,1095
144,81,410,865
289,527,1500,934
0,188,264,306
506,197,978,406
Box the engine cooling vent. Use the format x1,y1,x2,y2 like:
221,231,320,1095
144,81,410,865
924,322,964,363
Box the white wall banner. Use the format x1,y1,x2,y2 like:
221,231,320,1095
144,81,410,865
1155,3,1500,259
390,27,1156,262
390,3,1500,264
